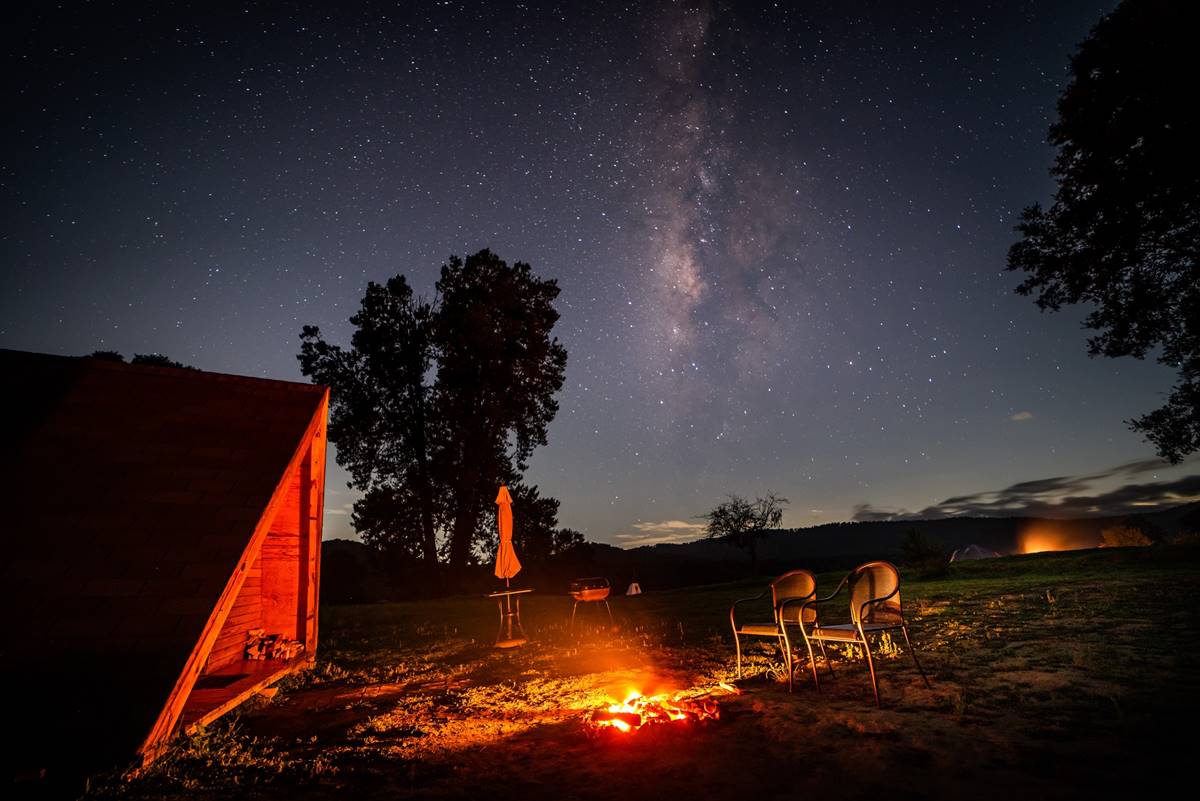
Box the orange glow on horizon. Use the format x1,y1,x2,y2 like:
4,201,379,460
1018,524,1095,554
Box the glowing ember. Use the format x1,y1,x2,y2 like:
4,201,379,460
588,684,736,733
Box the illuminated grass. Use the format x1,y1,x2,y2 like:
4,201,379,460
91,546,1200,800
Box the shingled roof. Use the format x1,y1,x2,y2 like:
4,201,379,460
0,349,328,781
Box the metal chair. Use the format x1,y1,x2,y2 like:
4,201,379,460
796,560,930,706
730,570,830,691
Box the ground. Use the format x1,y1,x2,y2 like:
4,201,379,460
89,547,1200,800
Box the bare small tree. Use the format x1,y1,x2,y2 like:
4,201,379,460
701,493,788,564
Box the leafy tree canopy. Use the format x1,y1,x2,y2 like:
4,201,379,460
299,250,569,572
1007,0,1200,462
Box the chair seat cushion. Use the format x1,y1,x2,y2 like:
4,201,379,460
736,624,781,637
810,622,897,640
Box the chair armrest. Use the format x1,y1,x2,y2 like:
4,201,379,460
729,588,770,628
778,595,818,628
857,586,901,624
812,573,851,605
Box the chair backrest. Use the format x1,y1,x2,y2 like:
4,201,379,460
849,561,902,625
772,569,817,624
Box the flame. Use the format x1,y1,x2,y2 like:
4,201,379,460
588,686,734,733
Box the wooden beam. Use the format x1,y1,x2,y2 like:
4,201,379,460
181,658,307,735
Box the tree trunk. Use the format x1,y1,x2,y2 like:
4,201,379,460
412,418,438,567
447,386,489,570
447,476,479,569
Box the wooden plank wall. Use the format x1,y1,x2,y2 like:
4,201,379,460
203,557,262,672
260,460,304,639
199,418,326,675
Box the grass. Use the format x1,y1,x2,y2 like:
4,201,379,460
87,546,1200,800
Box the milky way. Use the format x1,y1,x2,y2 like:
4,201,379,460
2,1,1194,545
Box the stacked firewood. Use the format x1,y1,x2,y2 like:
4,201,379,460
244,628,305,661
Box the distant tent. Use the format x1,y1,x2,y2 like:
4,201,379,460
0,349,329,780
950,544,1002,562
626,582,642,595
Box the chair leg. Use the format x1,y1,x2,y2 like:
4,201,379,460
779,631,794,692
859,626,881,708
799,629,820,691
733,630,743,679
901,624,931,688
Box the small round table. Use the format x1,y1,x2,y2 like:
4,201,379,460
487,587,532,648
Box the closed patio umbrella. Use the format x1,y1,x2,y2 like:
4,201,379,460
493,485,521,583
491,485,527,647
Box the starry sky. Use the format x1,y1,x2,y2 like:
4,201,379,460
3,0,1196,546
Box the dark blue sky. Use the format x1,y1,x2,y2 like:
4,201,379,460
3,1,1194,545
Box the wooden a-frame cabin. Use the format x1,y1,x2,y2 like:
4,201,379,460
0,349,329,780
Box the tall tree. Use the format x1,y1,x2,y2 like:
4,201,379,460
433,250,568,567
1007,0,1200,462
298,250,568,571
299,276,439,566
701,493,788,564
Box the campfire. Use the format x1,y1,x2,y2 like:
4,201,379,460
588,684,736,733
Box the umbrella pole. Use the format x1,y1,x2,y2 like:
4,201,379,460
505,576,512,639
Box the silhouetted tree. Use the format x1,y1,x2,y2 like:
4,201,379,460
504,483,561,563
553,527,587,555
1008,0,1200,462
299,250,568,572
432,250,568,568
299,277,439,566
701,493,787,563
86,350,194,369
901,528,948,579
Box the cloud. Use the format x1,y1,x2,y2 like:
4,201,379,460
614,519,707,547
324,502,354,517
853,458,1198,521
1010,411,1034,422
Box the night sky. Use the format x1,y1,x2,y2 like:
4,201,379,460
4,1,1195,546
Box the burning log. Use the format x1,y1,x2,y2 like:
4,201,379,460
587,684,737,733
589,710,642,729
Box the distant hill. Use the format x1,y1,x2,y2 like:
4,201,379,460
583,501,1200,591
321,502,1200,600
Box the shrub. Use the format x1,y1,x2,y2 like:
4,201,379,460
1100,523,1154,548
902,528,949,579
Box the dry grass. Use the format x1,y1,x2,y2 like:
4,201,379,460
88,546,1200,800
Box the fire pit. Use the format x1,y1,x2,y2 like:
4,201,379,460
587,684,737,733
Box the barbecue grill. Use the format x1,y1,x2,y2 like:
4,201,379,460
569,577,613,629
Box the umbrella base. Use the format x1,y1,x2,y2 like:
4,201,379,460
494,638,527,649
